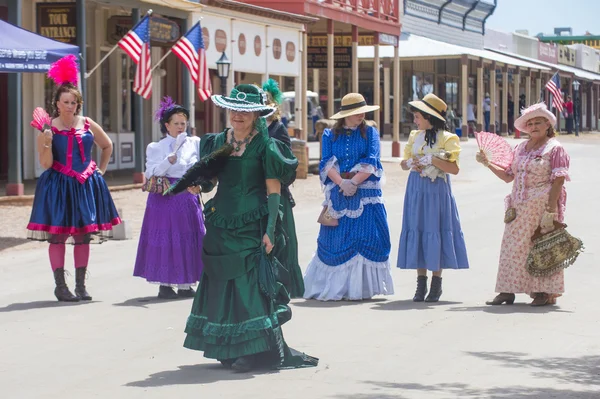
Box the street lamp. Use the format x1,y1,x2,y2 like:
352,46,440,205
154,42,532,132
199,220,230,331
572,80,580,137
216,52,231,130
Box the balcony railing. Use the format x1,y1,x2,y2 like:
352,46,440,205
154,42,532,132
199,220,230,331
317,0,399,24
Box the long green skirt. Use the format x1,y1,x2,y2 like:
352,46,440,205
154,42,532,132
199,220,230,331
273,195,305,298
183,217,317,369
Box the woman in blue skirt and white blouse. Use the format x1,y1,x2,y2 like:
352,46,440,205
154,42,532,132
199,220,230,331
304,93,394,301
397,93,469,302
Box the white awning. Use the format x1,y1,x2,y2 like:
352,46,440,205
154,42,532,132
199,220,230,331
486,48,600,82
357,33,550,71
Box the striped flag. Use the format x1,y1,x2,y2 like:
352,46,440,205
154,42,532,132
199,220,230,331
171,21,212,101
118,15,152,99
545,72,564,113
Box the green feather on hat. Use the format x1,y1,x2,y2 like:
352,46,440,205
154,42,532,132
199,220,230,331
262,78,283,106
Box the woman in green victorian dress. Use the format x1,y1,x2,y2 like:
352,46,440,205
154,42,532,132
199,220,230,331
168,84,317,373
262,78,304,298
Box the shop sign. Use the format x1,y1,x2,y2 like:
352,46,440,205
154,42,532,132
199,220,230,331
107,16,180,47
254,35,262,57
215,29,227,52
308,35,374,47
558,44,576,66
285,42,295,62
202,27,210,51
379,33,399,47
538,42,558,63
36,3,77,45
273,38,282,60
307,46,352,69
238,33,246,55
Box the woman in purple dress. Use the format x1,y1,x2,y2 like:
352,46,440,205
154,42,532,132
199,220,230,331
133,98,205,299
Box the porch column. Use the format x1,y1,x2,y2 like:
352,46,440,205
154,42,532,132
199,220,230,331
392,45,400,157
460,55,468,142
132,8,144,183
383,59,391,131
6,0,23,195
327,19,334,118
588,83,593,131
352,25,359,93
76,0,87,115
489,62,497,133
525,71,532,108
312,69,319,94
513,67,520,137
540,71,544,105
501,66,508,136
373,34,381,131
477,59,483,132
302,29,308,141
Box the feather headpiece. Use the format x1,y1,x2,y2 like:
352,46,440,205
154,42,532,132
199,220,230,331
47,55,79,86
262,79,283,106
154,96,176,122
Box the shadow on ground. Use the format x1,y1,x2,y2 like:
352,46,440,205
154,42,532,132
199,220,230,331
339,351,600,398
125,363,276,387
371,299,463,311
292,298,388,308
0,300,98,313
113,296,193,308
0,237,31,252
446,303,573,314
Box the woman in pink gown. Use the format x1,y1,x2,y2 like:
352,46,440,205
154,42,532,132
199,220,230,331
477,103,570,306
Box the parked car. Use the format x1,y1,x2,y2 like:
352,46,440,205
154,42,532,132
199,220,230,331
281,91,321,141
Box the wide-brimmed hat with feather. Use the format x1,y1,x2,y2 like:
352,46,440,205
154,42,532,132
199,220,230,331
211,84,275,117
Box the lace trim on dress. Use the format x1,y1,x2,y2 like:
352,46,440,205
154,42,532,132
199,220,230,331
320,156,339,187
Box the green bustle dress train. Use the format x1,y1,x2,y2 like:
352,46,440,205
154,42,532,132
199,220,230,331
183,130,317,369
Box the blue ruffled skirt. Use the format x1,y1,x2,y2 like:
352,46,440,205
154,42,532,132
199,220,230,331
27,169,121,244
396,172,469,271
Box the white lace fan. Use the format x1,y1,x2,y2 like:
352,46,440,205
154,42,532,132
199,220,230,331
474,132,514,169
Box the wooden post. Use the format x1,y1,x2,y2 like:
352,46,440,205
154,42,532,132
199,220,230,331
490,62,497,133
501,66,508,136
460,55,468,141
327,19,335,118
352,25,359,93
392,45,400,157
373,34,381,131
477,58,483,132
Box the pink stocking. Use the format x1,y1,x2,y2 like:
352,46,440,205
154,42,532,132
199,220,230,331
49,234,68,271
74,244,90,268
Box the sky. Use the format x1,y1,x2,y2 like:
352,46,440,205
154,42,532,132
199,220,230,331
485,0,600,37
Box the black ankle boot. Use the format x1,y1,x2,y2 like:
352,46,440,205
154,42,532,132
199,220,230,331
425,276,443,302
413,275,428,302
231,355,256,373
75,267,92,301
158,285,178,299
53,268,79,302
177,287,196,298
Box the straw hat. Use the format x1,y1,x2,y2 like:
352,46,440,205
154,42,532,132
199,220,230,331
408,93,447,122
329,93,380,120
211,84,275,117
514,102,556,133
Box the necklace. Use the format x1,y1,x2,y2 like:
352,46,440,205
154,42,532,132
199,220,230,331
61,116,77,131
229,130,255,152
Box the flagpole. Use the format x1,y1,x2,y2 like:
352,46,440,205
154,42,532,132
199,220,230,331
84,9,153,79
150,50,172,73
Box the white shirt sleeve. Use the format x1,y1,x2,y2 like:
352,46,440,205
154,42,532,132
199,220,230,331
144,142,173,179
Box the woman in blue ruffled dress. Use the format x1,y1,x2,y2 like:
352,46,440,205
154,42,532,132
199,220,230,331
303,93,394,301
397,93,469,302
26,55,121,302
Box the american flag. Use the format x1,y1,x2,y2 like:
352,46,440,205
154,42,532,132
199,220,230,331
171,21,212,101
118,15,152,99
545,72,564,113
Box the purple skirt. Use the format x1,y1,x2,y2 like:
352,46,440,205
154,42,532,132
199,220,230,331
133,186,205,287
